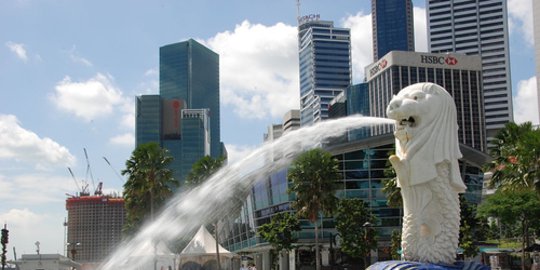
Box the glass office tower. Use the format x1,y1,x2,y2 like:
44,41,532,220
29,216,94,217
160,39,221,158
298,17,352,126
372,0,415,61
136,39,222,183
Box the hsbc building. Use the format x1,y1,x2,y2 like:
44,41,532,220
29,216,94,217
366,51,486,152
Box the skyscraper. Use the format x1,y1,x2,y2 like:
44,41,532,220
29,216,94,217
372,0,415,61
297,16,352,126
136,39,223,182
427,0,513,139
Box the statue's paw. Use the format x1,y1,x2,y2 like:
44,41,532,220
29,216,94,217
389,155,400,166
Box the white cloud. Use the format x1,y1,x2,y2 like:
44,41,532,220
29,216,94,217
413,7,428,53
0,172,75,204
109,132,135,147
225,144,257,165
342,12,373,82
145,68,158,77
205,21,300,119
51,73,126,121
5,41,28,62
513,76,540,125
508,0,534,46
0,208,64,254
0,114,76,169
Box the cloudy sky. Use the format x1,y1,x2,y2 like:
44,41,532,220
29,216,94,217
0,0,537,256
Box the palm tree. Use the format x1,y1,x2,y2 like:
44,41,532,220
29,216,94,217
288,148,340,270
185,155,226,187
486,122,540,193
185,155,226,270
121,142,177,235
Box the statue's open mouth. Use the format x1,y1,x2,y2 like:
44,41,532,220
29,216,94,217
399,116,416,128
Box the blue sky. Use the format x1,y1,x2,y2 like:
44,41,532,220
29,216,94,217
0,0,538,256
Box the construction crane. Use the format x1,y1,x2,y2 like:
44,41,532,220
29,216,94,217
84,148,96,192
67,167,89,196
103,156,125,183
94,182,103,196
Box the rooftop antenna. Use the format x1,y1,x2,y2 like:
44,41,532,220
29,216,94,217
296,0,301,23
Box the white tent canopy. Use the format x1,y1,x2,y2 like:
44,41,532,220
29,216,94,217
179,225,239,270
180,225,236,258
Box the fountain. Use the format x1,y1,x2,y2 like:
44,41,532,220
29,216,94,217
98,115,393,270
367,82,489,270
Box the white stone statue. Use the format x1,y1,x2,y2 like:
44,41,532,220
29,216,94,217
386,82,466,264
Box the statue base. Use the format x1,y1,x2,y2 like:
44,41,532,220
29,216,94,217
366,260,490,270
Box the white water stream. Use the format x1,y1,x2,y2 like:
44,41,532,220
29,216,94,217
99,115,394,270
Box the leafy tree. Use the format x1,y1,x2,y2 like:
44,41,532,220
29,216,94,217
390,230,401,260
288,148,340,270
477,189,540,270
121,142,177,235
460,222,479,260
258,212,301,251
335,198,377,268
485,122,540,193
258,212,301,270
382,153,402,208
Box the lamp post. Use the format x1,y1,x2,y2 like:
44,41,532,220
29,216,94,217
362,222,373,269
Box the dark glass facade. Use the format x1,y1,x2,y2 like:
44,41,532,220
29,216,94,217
346,83,371,140
298,20,352,126
135,95,161,146
372,0,415,61
135,39,221,183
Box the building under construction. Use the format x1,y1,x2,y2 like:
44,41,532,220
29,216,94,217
65,194,125,265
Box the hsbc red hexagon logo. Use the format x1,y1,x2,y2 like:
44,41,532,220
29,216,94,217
380,59,388,69
445,56,458,65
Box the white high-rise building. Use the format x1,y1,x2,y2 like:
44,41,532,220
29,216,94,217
427,0,513,139
533,0,540,123
297,16,352,126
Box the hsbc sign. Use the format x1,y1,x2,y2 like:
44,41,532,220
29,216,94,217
369,59,388,77
420,55,458,66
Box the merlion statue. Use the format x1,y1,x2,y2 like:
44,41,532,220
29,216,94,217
386,82,466,264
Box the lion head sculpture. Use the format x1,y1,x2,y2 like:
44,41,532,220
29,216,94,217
386,82,466,193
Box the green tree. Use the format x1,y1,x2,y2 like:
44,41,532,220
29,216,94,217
288,148,340,270
390,230,401,260
460,222,479,260
486,122,540,193
258,212,301,270
382,153,402,208
185,155,226,187
477,189,540,270
121,142,177,235
185,155,226,270
335,199,377,268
